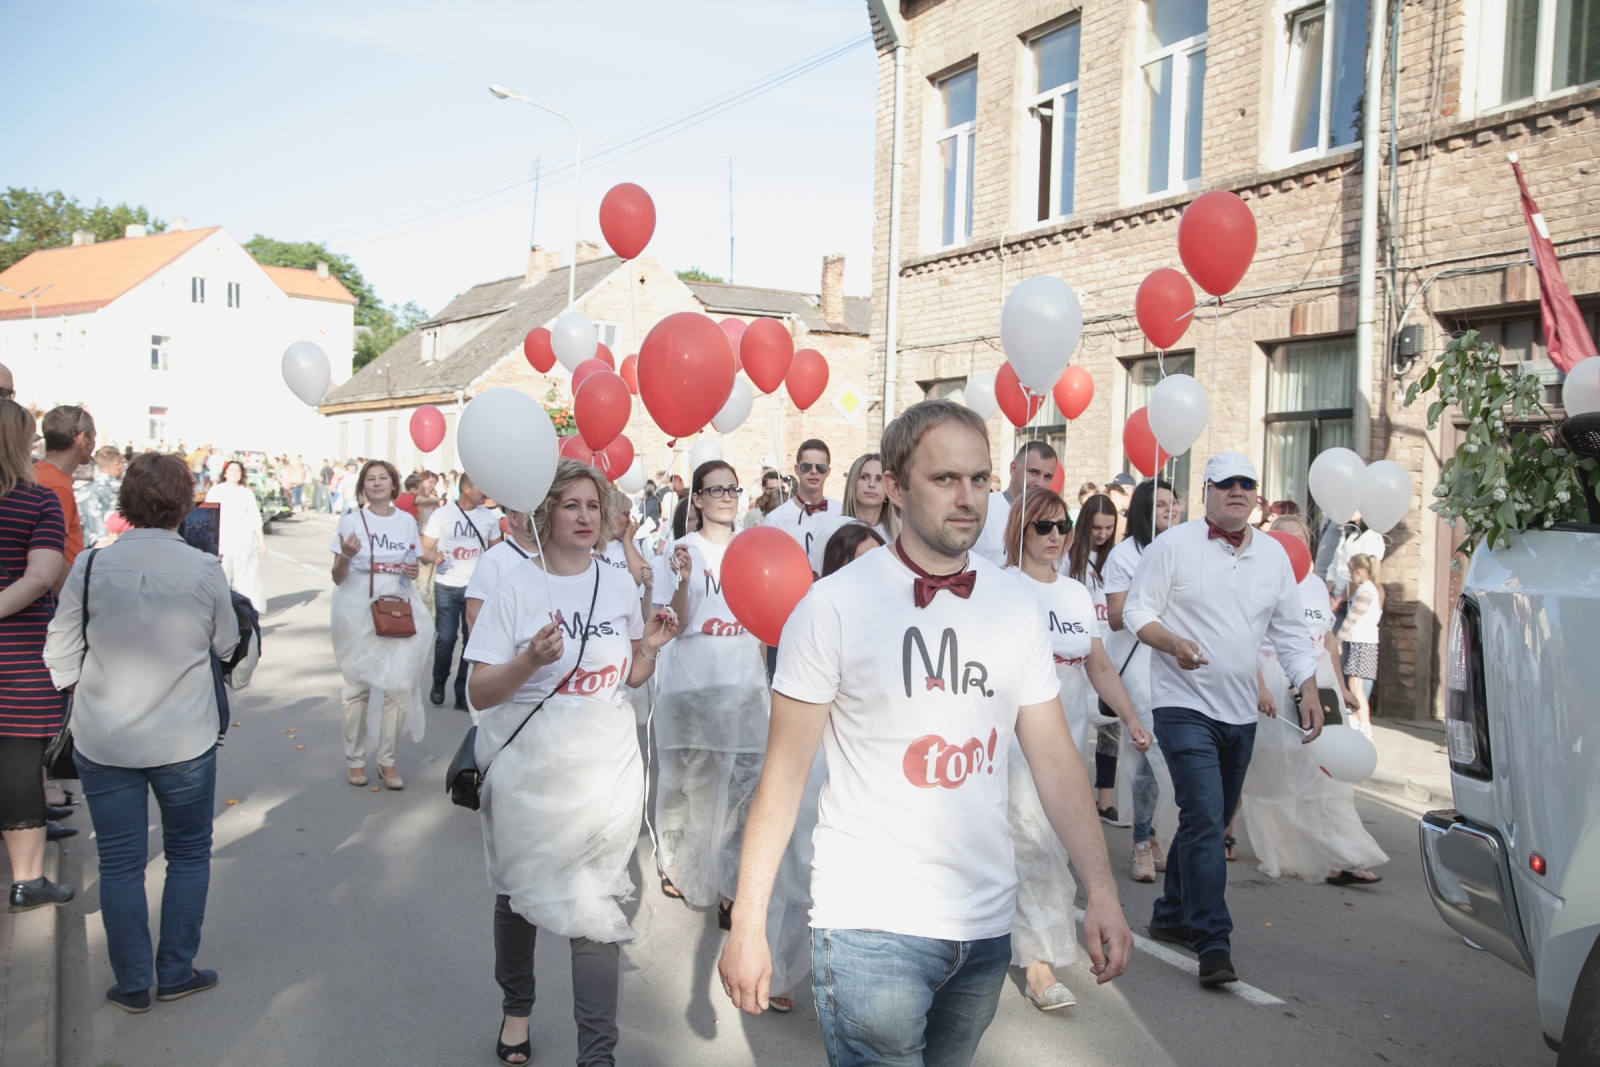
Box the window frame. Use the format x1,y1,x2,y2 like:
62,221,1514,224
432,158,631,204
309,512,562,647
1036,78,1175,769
1022,19,1083,228
150,334,170,371
1262,336,1358,521
1122,352,1196,507
191,277,205,304
226,281,242,308
1137,0,1209,199
934,66,979,249
1275,0,1367,163
1469,0,1600,113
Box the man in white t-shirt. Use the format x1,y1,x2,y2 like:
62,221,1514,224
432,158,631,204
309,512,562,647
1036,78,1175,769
422,474,503,710
971,441,1058,566
762,438,843,559
720,400,1129,1063
1122,453,1323,989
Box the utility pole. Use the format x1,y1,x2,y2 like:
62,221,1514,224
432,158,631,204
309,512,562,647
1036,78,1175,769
728,157,735,285
529,156,541,248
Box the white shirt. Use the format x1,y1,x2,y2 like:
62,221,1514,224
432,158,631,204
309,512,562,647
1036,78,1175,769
44,530,239,768
1338,581,1383,643
424,503,503,588
203,482,263,555
1331,527,1386,593
1122,520,1319,725
773,546,1059,941
464,538,535,604
330,507,418,576
1020,572,1100,667
652,532,747,637
971,490,1013,566
762,495,844,559
1100,536,1144,596
1262,575,1339,688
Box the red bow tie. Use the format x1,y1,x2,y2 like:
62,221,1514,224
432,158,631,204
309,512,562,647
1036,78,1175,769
895,539,977,608
800,499,829,517
1206,519,1246,548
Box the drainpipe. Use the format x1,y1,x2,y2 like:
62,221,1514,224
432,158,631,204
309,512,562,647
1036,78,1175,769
1354,0,1390,459
868,0,909,427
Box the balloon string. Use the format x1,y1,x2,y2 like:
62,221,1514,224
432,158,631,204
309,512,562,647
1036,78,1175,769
530,515,555,618
1208,301,1219,455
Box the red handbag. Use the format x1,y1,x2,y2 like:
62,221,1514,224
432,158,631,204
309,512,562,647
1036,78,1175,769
361,511,416,638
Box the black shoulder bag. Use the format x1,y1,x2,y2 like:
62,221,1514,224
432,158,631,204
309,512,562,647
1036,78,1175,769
447,566,601,810
45,548,100,780
1095,638,1142,723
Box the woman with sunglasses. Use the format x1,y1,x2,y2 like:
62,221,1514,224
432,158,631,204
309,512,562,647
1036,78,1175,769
652,462,771,931
839,453,899,543
1001,489,1150,1012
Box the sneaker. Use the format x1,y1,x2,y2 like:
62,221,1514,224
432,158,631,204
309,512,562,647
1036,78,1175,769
157,968,219,1001
1150,838,1168,873
1131,842,1156,883
106,986,152,1014
1098,805,1120,825
1022,981,1076,1010
1146,923,1194,950
1198,949,1239,987
8,876,75,913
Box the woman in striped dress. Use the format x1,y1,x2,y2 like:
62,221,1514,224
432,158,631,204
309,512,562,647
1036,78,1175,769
0,400,72,912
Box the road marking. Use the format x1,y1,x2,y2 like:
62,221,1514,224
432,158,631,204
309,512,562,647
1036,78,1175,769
1074,908,1286,1006
268,549,327,573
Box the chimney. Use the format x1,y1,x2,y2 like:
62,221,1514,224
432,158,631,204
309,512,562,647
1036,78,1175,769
315,259,330,280
124,224,146,239
170,217,189,232
820,254,845,325
574,240,604,265
70,230,95,247
525,245,562,285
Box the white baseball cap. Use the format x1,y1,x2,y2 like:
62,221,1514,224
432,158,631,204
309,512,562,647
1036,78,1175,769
1204,452,1258,485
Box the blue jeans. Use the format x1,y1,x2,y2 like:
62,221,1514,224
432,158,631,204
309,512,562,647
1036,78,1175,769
1131,749,1159,843
1149,707,1256,955
74,746,217,993
432,582,469,698
811,928,1010,1067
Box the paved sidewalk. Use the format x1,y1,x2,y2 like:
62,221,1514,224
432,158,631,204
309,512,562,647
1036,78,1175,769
1362,717,1453,808
0,844,64,1067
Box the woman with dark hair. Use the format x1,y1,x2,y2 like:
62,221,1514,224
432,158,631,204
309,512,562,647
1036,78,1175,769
0,399,70,915
204,459,265,610
1068,493,1121,817
819,522,884,577
651,463,770,929
329,459,430,790
46,451,238,1012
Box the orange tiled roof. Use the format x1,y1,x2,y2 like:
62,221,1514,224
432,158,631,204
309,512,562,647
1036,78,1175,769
260,265,357,305
0,228,218,320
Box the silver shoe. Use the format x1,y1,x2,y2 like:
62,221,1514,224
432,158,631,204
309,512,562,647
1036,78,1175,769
1022,982,1076,1011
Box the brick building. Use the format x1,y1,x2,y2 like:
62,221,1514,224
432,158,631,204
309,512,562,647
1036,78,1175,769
863,0,1600,718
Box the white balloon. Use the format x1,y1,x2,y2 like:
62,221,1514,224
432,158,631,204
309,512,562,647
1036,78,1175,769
281,341,331,406
457,389,558,512
689,437,723,473
712,377,754,434
1563,356,1600,416
1308,447,1367,525
1306,724,1379,783
550,311,598,372
964,372,999,421
999,275,1083,393
1360,460,1414,534
617,457,647,495
1147,374,1209,456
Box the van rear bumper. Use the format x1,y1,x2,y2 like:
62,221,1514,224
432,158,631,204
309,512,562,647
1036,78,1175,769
1419,809,1535,975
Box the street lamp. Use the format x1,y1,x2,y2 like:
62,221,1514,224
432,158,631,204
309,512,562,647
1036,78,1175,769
0,285,41,319
490,83,581,309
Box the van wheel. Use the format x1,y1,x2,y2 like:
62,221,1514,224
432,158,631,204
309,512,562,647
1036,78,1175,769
1559,935,1600,1066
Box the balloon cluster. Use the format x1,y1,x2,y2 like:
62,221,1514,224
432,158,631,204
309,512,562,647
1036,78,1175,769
1307,449,1415,534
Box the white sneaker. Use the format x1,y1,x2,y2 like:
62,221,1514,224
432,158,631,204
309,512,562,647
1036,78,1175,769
1132,841,1156,882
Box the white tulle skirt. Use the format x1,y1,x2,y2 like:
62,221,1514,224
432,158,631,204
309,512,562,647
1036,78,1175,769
1239,653,1389,882
766,748,826,997
1008,736,1078,969
480,695,645,943
1104,635,1179,849
329,571,432,748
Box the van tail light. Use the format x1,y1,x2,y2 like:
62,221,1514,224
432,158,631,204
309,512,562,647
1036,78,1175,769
1529,852,1546,876
1445,595,1492,779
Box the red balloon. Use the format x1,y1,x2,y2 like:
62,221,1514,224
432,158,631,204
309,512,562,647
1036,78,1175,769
571,358,611,395
1135,269,1196,350
1177,191,1257,297
718,318,746,373
1268,529,1313,584
598,183,656,260
599,433,634,478
619,354,639,395
523,327,557,373
739,317,794,394
1050,462,1065,495
559,435,599,465
721,526,814,646
786,349,829,411
1052,366,1094,421
593,342,615,369
1122,407,1171,477
409,405,446,453
637,312,737,438
574,371,631,450
996,362,1044,427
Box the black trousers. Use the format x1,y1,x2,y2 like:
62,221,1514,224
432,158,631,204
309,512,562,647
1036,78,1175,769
0,737,46,832
494,894,621,1067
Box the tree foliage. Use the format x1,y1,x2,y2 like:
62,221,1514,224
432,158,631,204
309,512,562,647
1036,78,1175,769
355,300,430,370
0,187,167,270
675,267,724,283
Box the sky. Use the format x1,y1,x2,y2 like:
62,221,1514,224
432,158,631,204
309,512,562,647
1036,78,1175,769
1,0,880,318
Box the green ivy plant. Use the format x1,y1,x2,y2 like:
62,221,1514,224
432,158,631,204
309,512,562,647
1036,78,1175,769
1404,330,1596,558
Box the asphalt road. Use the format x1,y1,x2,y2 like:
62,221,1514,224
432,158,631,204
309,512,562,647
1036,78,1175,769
53,513,1554,1067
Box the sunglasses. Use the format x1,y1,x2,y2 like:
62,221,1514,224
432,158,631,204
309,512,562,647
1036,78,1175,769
798,462,829,475
1212,477,1258,491
1029,519,1071,536
695,485,741,499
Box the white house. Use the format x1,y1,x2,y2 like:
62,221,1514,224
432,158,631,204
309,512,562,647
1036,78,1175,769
0,223,356,457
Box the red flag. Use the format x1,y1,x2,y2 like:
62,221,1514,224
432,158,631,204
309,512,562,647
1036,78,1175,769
1510,154,1598,374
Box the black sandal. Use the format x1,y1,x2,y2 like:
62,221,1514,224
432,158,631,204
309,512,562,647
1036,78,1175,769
717,899,733,931
661,874,684,900
1326,870,1382,886
1224,835,1238,862
496,1021,531,1066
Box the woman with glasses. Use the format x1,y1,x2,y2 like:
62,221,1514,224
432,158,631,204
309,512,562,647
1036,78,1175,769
839,453,898,543
651,461,770,933
1001,488,1150,1012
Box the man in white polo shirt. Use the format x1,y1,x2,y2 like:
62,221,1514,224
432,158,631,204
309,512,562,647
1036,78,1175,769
762,438,842,559
422,473,502,710
971,441,1058,566
1122,453,1323,988
720,400,1130,1065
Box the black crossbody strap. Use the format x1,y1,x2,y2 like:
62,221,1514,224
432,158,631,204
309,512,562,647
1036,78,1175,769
79,547,99,652
462,505,491,551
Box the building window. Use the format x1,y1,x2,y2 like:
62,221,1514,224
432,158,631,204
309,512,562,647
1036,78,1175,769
1459,312,1600,405
1475,0,1600,109
1124,354,1195,506
338,420,349,461
362,418,374,458
1263,337,1356,516
386,415,399,462
150,334,170,371
1026,21,1081,223
593,321,619,349
191,277,205,304
935,67,978,247
1282,0,1368,156
148,406,168,443
227,282,242,308
1139,0,1208,196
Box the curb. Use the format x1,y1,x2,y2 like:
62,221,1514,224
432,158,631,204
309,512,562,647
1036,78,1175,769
0,843,61,1067
1358,768,1453,807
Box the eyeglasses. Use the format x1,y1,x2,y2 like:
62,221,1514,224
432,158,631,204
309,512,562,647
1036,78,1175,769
798,462,829,475
1211,477,1258,491
695,485,741,499
1029,519,1071,536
